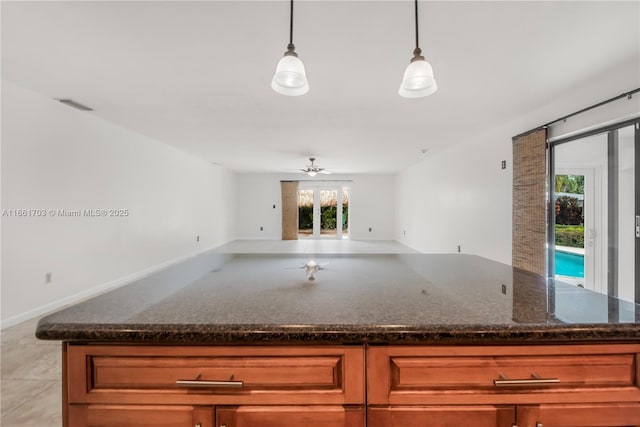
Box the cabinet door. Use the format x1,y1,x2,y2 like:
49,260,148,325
368,405,516,427
68,405,213,427
216,405,365,427
517,403,640,427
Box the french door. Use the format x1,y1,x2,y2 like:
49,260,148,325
297,185,349,239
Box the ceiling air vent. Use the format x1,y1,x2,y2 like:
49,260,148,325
57,99,93,111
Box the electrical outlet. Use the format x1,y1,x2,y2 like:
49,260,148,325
273,204,276,209
501,160,507,170
196,235,200,242
457,245,461,253
368,227,372,232
501,284,507,295
45,272,52,284
260,226,264,231
403,229,406,236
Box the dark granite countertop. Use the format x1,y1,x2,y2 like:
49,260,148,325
36,253,640,345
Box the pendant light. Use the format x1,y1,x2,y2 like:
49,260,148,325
271,0,309,96
399,0,437,98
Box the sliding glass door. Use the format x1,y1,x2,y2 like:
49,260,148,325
615,124,637,303
553,135,605,293
549,120,639,304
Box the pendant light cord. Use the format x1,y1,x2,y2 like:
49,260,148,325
284,0,297,56
289,0,294,47
414,0,419,50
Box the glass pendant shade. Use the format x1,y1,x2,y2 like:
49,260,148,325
399,58,437,98
307,171,317,177
271,55,309,96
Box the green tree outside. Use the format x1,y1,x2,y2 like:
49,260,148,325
555,175,584,194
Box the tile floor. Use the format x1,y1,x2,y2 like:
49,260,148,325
1,316,62,426
0,239,415,425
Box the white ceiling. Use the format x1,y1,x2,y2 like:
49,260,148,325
2,1,639,174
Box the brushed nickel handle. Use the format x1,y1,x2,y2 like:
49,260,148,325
493,372,559,386
176,379,244,387
176,373,244,388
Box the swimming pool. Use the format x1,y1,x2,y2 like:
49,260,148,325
555,250,584,278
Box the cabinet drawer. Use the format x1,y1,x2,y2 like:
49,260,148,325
68,404,213,427
518,402,640,426
216,405,365,427
368,406,515,427
67,345,364,405
368,344,640,405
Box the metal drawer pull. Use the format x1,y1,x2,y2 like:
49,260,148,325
176,373,244,388
176,380,243,387
493,372,559,386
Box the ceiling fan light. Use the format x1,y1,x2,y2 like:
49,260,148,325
272,55,309,96
307,170,318,177
399,58,438,98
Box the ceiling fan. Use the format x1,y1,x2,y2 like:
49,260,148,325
300,158,331,176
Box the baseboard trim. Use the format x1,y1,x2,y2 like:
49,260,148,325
394,239,423,253
234,237,282,241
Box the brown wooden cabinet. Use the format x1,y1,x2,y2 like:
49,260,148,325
368,405,516,427
63,343,640,426
216,405,365,427
367,344,640,427
65,344,365,427
517,403,640,426
68,405,213,427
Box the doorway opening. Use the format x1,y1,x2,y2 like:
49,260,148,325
320,189,338,237
553,171,596,291
297,189,314,237
297,184,350,239
549,120,638,304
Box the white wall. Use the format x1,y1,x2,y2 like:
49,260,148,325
235,173,395,240
395,58,639,265
1,81,236,327
235,174,285,240
395,137,512,264
349,175,395,240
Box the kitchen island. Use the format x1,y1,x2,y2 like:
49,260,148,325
37,253,640,427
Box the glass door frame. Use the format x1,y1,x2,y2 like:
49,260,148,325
553,167,598,292
317,188,341,238
297,181,351,240
547,117,640,304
